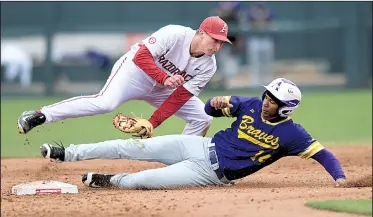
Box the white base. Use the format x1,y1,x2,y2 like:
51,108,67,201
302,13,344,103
12,180,79,195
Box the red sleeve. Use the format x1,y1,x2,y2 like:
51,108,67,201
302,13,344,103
133,44,169,85
148,86,193,128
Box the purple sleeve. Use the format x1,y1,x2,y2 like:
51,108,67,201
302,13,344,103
204,96,256,117
204,99,224,117
311,149,346,181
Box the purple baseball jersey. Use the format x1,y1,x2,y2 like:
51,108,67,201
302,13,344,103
208,96,324,180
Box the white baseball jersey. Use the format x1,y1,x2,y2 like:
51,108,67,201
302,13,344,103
40,25,215,137
126,25,217,96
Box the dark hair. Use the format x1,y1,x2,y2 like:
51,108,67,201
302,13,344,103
262,90,284,107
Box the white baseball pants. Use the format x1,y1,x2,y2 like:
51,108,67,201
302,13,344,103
40,55,212,136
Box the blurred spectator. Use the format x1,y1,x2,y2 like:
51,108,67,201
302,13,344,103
211,2,246,89
85,49,111,72
1,44,33,87
59,48,111,72
246,2,275,87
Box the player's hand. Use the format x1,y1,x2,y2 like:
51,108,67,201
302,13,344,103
164,75,184,89
210,96,233,110
136,127,152,139
334,178,348,188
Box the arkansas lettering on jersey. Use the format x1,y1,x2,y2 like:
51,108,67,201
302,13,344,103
209,96,324,180
157,54,193,81
127,25,217,96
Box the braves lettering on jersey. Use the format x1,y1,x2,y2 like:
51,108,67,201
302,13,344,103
211,96,324,180
127,25,217,96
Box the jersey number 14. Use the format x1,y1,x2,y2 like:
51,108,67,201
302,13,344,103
251,150,271,163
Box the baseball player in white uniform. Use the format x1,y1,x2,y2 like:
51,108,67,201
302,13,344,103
17,16,232,137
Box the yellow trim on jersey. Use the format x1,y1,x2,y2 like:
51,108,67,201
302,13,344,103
221,96,232,117
261,116,292,126
221,108,229,117
238,130,279,149
298,141,324,159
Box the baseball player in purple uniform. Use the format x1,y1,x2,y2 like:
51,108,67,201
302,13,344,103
40,78,347,189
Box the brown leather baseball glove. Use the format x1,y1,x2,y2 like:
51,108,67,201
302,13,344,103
112,112,153,138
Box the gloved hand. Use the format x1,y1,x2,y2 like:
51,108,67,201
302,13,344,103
112,113,153,138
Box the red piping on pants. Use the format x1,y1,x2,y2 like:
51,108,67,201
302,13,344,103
45,59,125,108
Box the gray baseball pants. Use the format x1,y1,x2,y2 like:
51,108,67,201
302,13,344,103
64,135,231,189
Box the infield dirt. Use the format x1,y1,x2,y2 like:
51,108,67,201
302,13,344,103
1,145,372,217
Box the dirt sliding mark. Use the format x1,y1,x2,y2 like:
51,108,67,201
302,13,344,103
1,145,372,217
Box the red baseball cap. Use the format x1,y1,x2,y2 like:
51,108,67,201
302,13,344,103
199,16,232,44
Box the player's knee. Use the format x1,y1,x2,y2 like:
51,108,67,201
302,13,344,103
202,115,213,136
201,114,213,127
189,114,213,127
189,114,213,136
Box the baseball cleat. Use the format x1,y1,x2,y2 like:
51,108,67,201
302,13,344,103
40,142,65,162
82,173,115,188
17,110,46,134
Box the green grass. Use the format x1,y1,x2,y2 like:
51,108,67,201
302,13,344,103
292,90,372,144
1,90,371,157
305,199,372,216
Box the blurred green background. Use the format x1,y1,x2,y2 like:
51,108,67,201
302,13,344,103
1,89,371,158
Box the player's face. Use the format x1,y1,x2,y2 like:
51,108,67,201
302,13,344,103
262,94,278,118
200,32,224,56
